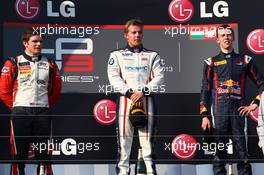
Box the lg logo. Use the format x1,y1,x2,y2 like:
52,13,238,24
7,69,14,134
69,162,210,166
15,0,75,19
93,99,116,125
47,0,75,17
168,0,194,23
168,0,229,23
171,134,197,160
15,0,40,20
200,1,229,18
247,29,264,54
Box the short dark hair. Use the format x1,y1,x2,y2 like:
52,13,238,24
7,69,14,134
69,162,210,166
22,27,42,42
216,24,234,39
124,19,143,33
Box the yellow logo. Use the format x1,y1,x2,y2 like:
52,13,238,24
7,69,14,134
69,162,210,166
221,79,239,87
214,60,227,66
19,70,32,74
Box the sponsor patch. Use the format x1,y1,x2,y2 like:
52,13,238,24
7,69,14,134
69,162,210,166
19,65,31,70
125,66,148,71
214,60,227,66
38,63,49,70
37,80,46,85
19,70,32,74
200,103,207,114
204,58,212,65
108,58,115,65
1,67,9,73
20,74,31,84
19,62,30,66
217,87,241,95
220,79,239,87
122,53,133,57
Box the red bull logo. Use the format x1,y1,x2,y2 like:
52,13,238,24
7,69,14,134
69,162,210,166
220,79,239,87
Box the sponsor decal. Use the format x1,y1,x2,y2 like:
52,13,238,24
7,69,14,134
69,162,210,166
220,79,239,87
47,0,75,18
168,0,194,23
19,62,30,66
19,65,31,70
246,29,264,54
108,58,115,65
171,134,197,160
214,60,227,66
200,1,229,18
217,87,241,95
93,99,116,125
15,0,40,20
200,103,207,114
37,80,46,85
124,66,148,71
122,53,133,57
38,63,49,70
1,67,10,73
19,70,32,74
20,74,31,84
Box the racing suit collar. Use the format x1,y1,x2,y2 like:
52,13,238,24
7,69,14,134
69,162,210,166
219,50,235,59
126,44,143,53
23,52,41,62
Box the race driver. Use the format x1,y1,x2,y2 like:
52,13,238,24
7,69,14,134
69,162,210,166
0,27,62,175
200,24,264,175
107,19,164,175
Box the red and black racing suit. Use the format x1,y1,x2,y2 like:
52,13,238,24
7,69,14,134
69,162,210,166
0,53,62,175
200,51,264,175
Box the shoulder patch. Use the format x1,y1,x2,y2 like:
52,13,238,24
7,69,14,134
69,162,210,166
244,55,252,64
1,66,10,73
204,57,212,65
108,57,115,65
7,57,17,65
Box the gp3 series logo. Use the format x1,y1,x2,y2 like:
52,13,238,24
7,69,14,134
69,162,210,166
15,0,40,20
247,29,264,54
42,38,94,73
168,0,229,23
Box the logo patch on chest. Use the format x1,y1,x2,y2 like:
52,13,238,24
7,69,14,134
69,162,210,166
214,60,227,66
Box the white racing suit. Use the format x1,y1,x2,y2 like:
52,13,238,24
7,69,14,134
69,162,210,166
107,45,164,175
257,93,264,155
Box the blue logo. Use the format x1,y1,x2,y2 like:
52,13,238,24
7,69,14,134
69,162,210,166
125,66,148,71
